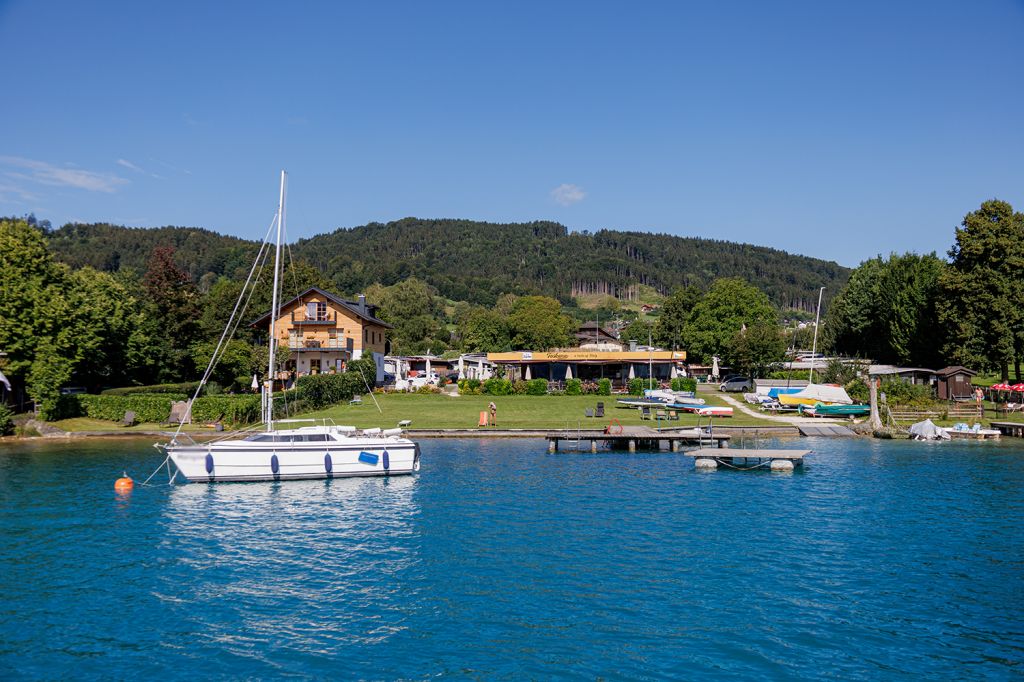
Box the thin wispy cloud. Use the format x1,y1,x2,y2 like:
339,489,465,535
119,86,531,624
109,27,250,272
551,183,586,206
0,156,128,193
117,158,163,179
0,182,39,203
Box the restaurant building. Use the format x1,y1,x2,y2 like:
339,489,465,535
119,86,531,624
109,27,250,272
487,349,687,387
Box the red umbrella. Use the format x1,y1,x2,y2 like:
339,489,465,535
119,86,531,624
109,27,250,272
1012,383,1024,392
992,383,1011,391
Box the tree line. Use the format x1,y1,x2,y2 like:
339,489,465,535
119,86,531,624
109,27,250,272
824,200,1024,380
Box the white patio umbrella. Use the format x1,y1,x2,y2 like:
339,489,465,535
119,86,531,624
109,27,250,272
565,364,573,380
477,357,485,380
251,374,259,390
628,364,635,380
712,356,720,380
425,357,432,376
525,365,532,380
458,356,465,380
670,364,678,379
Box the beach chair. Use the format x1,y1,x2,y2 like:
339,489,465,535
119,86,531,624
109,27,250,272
640,406,651,421
478,411,489,427
656,409,667,421
595,402,605,418
584,408,595,418
122,410,136,427
667,410,679,421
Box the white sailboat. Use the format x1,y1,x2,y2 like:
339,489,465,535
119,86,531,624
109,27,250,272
159,171,420,482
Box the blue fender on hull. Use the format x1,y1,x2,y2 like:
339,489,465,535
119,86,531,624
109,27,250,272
324,453,333,474
382,450,390,471
271,454,280,475
205,453,214,474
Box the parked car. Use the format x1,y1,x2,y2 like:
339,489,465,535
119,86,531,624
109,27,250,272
719,376,752,392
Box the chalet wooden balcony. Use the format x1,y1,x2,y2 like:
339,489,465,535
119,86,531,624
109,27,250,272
290,311,337,325
286,339,347,350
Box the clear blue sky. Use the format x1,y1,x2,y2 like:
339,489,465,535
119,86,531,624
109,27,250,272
2,0,1022,267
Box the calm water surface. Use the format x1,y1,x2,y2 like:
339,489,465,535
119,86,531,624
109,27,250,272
1,436,1022,679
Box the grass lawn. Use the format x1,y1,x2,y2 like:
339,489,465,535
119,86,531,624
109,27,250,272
51,417,209,433
296,392,777,430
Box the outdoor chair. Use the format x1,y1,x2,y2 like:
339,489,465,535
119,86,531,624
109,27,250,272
656,409,668,421
595,402,605,418
584,408,595,418
398,419,412,428
640,406,651,420
122,411,136,427
667,410,679,421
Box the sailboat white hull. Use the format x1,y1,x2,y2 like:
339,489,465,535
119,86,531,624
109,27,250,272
167,439,419,483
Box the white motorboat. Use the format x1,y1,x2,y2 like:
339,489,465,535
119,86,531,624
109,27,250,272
166,424,419,482
159,171,419,483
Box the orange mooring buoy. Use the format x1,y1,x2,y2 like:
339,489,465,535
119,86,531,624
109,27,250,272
114,473,134,492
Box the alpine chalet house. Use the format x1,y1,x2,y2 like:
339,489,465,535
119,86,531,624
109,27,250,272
252,287,392,383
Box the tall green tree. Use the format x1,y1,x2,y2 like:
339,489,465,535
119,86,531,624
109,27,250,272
457,307,512,352
730,323,787,378
938,200,1024,380
508,296,575,350
654,285,702,349
365,278,449,354
825,253,944,367
143,245,202,381
683,278,778,364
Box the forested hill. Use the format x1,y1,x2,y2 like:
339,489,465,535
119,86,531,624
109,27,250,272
47,218,848,311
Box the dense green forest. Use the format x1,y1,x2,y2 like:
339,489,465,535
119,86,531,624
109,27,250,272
46,218,848,312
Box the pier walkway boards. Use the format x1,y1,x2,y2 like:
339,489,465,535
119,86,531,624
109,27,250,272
797,424,858,437
545,425,730,453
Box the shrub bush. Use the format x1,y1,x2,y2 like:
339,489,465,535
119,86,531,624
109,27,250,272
597,378,612,396
483,378,513,395
880,379,934,407
565,378,582,395
75,394,174,423
192,395,261,424
525,378,549,395
0,404,13,436
628,378,646,395
671,377,698,393
294,372,362,410
512,380,529,395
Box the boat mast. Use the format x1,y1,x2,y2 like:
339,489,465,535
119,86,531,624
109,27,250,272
265,170,287,431
808,286,824,384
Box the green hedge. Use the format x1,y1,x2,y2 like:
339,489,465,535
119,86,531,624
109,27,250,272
76,394,174,423
628,378,646,395
192,395,261,424
101,382,201,396
483,378,513,395
597,378,612,396
565,378,582,395
671,377,697,393
68,393,262,425
525,378,548,395
294,372,363,410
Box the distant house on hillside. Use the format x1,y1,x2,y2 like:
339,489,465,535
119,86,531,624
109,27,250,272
251,286,391,381
575,321,621,351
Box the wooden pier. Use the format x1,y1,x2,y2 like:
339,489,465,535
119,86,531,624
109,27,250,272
545,426,730,453
990,421,1024,438
684,448,810,472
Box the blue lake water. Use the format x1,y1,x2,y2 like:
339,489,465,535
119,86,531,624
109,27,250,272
1,436,1022,679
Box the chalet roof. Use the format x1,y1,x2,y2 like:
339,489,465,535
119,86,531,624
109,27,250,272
935,365,978,377
250,286,393,329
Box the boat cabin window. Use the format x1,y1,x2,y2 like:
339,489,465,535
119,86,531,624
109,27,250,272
244,433,332,443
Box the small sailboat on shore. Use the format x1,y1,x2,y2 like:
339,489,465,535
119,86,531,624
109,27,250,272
157,171,419,482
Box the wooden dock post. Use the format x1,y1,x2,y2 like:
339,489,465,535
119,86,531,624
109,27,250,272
548,439,557,453
591,440,597,453
628,439,636,453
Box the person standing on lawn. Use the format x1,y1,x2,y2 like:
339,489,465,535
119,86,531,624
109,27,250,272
488,401,497,427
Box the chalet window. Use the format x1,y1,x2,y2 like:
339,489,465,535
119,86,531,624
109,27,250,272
306,301,327,321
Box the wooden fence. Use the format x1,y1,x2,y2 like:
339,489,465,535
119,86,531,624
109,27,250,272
886,403,983,423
